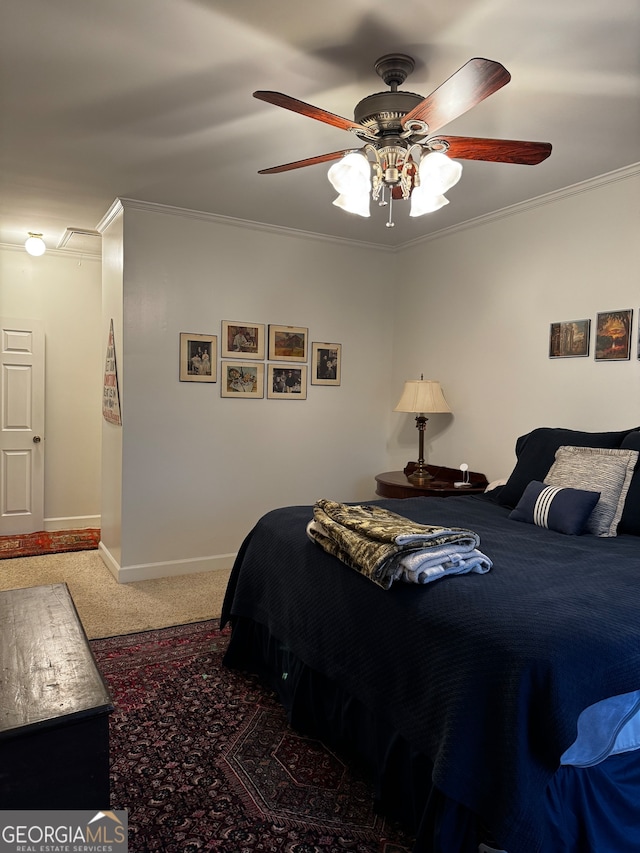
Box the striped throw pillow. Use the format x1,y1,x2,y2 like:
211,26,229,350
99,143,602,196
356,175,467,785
509,480,600,535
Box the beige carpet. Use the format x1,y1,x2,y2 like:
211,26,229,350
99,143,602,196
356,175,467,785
0,550,231,639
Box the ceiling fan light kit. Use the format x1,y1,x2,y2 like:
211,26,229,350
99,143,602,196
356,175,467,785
255,54,552,229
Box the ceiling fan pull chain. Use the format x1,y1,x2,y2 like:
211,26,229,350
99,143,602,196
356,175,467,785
386,195,395,228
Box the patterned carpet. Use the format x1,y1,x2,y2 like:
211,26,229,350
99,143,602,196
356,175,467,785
0,528,100,558
92,620,415,853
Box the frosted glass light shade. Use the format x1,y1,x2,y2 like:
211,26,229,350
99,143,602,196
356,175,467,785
418,151,463,193
25,233,46,256
328,152,371,217
394,379,451,414
409,152,462,217
410,190,449,217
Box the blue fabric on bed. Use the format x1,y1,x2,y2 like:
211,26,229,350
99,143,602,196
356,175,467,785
544,751,640,853
221,494,640,853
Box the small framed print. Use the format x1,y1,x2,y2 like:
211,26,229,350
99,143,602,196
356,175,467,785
221,361,264,398
549,320,590,358
179,333,216,382
267,365,307,399
268,324,308,362
595,310,632,361
221,320,265,360
311,342,342,384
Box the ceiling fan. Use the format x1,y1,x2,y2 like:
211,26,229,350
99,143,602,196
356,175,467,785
254,55,552,226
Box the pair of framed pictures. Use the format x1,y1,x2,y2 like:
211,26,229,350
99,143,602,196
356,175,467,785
549,310,634,361
219,363,307,399
220,321,305,362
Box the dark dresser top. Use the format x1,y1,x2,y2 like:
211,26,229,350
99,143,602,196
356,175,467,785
0,583,113,736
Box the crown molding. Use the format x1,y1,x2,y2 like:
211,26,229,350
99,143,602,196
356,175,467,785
0,241,101,260
398,162,640,250
102,197,395,253
95,161,640,254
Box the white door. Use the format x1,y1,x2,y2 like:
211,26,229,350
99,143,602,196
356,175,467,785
0,318,45,535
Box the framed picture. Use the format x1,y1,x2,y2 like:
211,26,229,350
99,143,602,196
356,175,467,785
267,365,308,399
179,333,216,382
311,342,342,384
549,320,590,358
221,320,265,360
220,361,264,398
268,324,308,362
595,310,633,361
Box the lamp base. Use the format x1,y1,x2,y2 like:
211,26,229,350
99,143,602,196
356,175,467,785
406,464,434,485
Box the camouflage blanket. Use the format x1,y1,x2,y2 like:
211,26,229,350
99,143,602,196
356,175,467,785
307,499,491,589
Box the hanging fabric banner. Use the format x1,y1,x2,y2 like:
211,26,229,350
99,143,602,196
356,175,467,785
102,318,122,425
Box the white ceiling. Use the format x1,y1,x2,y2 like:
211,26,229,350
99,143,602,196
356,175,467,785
1,0,639,254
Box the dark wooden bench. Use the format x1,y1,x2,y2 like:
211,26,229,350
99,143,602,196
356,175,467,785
0,583,114,808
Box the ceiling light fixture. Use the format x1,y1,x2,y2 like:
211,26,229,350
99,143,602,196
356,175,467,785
255,53,552,230
328,146,462,228
25,233,47,256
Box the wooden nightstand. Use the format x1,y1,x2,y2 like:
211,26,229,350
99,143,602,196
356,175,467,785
375,465,489,499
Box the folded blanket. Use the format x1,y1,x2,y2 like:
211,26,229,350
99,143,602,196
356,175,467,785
307,499,492,589
398,546,492,584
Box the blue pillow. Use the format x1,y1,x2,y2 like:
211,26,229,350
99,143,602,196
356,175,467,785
509,480,600,535
618,431,640,536
497,427,637,509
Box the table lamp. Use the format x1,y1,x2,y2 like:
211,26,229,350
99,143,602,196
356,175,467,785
394,376,451,485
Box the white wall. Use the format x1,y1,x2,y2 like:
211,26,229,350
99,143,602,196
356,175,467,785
3,165,638,574
100,209,124,568
388,165,640,481
101,203,395,580
0,246,102,528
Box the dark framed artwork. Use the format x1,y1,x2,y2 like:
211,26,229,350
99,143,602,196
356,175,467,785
179,333,216,382
549,320,590,358
595,310,632,361
268,324,308,362
267,365,308,399
221,320,265,360
311,342,342,384
220,361,264,398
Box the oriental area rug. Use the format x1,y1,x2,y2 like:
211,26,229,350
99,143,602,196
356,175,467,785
91,619,415,853
0,528,100,558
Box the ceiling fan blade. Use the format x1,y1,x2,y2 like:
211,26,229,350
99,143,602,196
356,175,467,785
402,58,511,134
258,150,356,174
435,136,552,165
254,91,365,133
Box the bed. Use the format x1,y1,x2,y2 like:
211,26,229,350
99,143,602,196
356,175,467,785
221,426,640,853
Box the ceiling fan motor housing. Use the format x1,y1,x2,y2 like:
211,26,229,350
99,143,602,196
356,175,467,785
354,91,424,134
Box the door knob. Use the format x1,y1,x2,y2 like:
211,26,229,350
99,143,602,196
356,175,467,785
32,435,41,443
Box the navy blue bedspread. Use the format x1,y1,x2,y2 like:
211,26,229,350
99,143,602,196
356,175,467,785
221,494,640,853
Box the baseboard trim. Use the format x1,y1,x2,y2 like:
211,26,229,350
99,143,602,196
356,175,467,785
45,515,101,532
98,543,236,583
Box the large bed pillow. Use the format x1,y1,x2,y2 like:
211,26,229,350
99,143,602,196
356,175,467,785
496,427,637,509
545,446,639,536
617,431,640,536
509,480,600,535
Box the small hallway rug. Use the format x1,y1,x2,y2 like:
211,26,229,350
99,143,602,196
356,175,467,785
92,619,415,853
0,528,100,558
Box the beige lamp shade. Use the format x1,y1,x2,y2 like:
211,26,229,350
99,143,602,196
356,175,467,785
393,379,451,414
